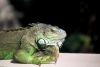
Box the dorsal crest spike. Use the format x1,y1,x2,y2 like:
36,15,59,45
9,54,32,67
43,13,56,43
0,26,26,32
0,22,40,32
28,22,40,27
28,23,36,27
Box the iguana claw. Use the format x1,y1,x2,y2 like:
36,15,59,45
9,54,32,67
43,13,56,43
39,63,41,67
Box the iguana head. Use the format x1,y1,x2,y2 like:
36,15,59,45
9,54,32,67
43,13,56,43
35,23,67,50
25,23,66,50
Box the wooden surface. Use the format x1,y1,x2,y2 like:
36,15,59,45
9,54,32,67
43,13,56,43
0,53,100,67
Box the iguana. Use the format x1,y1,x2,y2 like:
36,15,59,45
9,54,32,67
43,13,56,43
0,23,66,65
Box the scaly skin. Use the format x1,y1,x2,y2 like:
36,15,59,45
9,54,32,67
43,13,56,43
0,23,66,65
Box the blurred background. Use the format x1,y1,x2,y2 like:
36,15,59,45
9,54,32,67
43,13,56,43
0,0,100,53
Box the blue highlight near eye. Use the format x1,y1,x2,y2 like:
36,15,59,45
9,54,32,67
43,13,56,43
38,38,49,45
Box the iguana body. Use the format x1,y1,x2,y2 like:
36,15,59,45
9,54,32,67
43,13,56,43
0,23,66,65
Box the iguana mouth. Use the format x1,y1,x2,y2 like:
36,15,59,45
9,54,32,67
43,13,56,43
47,41,63,49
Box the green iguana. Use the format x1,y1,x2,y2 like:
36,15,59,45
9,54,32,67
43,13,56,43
0,23,66,65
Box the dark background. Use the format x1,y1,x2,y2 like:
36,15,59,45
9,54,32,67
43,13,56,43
9,0,100,53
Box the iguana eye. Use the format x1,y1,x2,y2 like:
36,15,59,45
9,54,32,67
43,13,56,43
50,27,57,32
38,38,49,45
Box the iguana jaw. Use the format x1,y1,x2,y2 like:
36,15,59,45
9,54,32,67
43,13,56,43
35,33,65,50
47,41,62,49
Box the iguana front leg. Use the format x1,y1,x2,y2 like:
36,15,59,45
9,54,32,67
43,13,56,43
14,44,59,65
32,45,59,64
13,36,41,64
14,49,41,64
